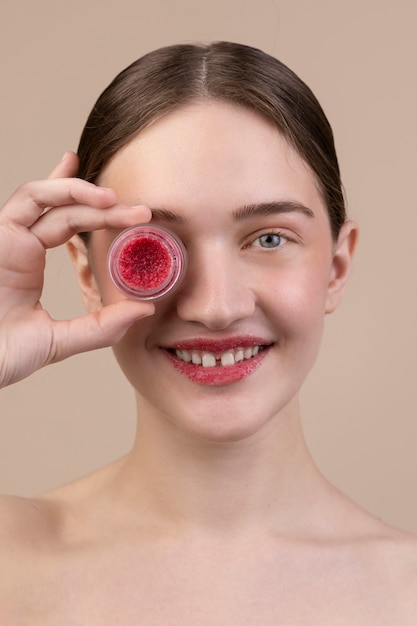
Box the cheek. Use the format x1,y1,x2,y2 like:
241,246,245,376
262,257,331,350
267,253,331,313
110,314,163,390
111,326,148,393
275,288,326,345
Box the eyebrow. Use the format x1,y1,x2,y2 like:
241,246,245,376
150,201,314,223
150,208,186,223
233,201,314,220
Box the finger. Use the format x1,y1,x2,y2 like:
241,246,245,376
31,203,152,248
48,151,79,180
50,300,155,361
1,177,118,227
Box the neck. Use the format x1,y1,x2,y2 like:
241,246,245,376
110,395,328,538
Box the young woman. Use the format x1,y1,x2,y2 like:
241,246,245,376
0,42,416,624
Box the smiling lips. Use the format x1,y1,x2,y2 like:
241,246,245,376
164,338,270,386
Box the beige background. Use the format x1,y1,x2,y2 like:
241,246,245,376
0,0,416,533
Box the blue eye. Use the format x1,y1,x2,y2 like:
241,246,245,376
254,233,285,249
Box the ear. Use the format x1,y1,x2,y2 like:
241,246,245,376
325,220,358,314
66,235,103,313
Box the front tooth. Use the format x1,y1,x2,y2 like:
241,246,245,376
176,349,192,362
181,349,192,362
244,347,253,359
234,348,244,362
202,352,216,368
221,351,235,366
252,346,259,356
191,351,202,365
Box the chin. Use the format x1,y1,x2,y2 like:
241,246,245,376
152,390,298,446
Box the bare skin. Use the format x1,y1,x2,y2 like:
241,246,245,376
1,452,417,624
1,106,416,624
0,152,154,388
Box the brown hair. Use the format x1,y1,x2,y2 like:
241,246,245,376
77,41,346,239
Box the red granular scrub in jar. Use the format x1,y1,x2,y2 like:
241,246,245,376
108,224,187,301
118,237,171,290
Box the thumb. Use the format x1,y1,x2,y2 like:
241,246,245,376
50,300,155,362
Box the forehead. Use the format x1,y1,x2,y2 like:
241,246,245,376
99,100,325,218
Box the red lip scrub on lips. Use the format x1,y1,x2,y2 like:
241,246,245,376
108,225,187,301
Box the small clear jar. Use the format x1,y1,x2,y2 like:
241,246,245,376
108,224,187,301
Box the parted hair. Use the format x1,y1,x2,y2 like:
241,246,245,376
77,41,346,238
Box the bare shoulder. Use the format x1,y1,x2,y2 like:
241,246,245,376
335,491,417,586
0,457,125,538
0,494,60,602
380,525,417,584
0,495,55,537
309,492,417,622
361,522,417,619
0,461,122,552
0,493,59,544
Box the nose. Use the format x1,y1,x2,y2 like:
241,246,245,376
175,244,256,330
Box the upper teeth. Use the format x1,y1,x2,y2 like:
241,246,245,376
175,346,260,368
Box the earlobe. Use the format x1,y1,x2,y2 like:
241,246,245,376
66,235,103,313
325,221,358,314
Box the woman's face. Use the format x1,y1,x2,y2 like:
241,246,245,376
85,100,356,442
